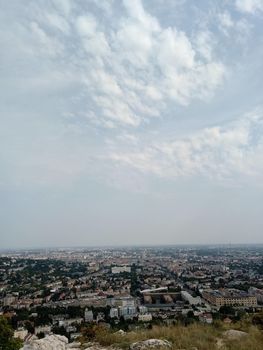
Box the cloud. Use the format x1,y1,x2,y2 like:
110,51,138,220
235,0,263,14
195,31,214,61
217,9,252,41
76,15,98,36
110,111,263,183
0,0,226,129
45,13,70,34
218,11,234,36
52,0,72,17
1,0,261,190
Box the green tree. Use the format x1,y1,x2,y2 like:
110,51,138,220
0,317,22,350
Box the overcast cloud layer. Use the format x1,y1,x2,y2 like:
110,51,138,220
1,0,263,248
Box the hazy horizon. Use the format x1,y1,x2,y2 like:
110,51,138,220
2,242,263,253
1,0,263,249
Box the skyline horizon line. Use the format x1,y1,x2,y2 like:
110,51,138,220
1,242,263,252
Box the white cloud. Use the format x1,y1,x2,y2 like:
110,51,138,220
110,111,263,183
236,0,263,14
218,11,234,36
52,0,72,17
158,28,195,70
75,15,98,36
195,31,214,61
67,0,227,127
30,21,64,57
219,11,234,28
3,0,226,129
218,10,252,40
92,95,140,126
45,13,70,34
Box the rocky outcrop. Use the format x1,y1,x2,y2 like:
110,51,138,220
20,335,69,350
129,339,172,350
20,335,201,350
20,337,124,350
223,329,248,340
216,329,248,348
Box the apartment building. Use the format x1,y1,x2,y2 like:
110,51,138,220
202,289,257,308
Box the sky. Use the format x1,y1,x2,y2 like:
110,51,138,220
1,0,263,249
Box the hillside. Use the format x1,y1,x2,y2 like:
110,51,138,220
20,322,263,350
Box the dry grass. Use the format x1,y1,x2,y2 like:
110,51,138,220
222,326,263,350
90,322,263,350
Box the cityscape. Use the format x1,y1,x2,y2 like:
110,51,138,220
1,0,263,349
1,245,263,346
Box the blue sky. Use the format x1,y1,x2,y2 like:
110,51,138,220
1,0,263,248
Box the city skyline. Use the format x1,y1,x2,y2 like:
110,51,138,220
1,0,263,248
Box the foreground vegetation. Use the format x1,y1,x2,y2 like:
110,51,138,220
80,318,263,350
0,317,22,350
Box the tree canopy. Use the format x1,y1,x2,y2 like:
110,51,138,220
0,317,22,350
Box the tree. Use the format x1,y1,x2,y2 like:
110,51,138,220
219,305,235,316
252,312,263,328
0,316,22,350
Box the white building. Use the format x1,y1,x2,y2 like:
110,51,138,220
199,313,213,324
35,325,52,335
85,309,94,322
107,296,135,307
138,314,152,322
110,308,118,318
139,306,148,314
111,266,131,274
181,291,201,305
59,318,83,327
118,306,136,317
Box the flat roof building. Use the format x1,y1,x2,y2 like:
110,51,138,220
202,289,257,308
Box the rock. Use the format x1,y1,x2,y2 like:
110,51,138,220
82,342,96,348
216,330,248,349
83,346,120,350
223,329,248,340
20,334,68,350
130,339,172,350
83,344,119,350
67,342,81,348
114,329,126,335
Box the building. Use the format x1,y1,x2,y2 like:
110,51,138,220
109,308,118,318
138,305,148,314
35,325,51,335
59,318,83,327
3,294,17,306
181,291,201,305
138,314,152,322
199,313,213,324
202,289,257,308
248,287,263,304
96,312,105,322
117,305,137,319
107,296,135,307
111,266,131,274
84,309,94,322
